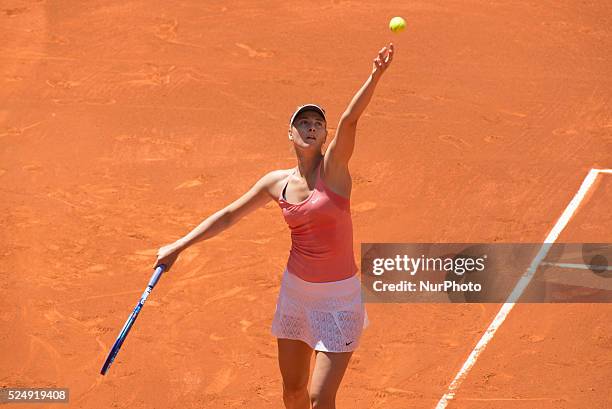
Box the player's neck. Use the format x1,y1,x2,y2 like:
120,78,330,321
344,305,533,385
295,153,323,180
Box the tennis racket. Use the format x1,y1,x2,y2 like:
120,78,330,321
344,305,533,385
100,264,166,375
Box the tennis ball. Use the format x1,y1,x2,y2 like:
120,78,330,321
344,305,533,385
389,16,406,33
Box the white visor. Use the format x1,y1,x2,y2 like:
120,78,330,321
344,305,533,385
289,104,326,127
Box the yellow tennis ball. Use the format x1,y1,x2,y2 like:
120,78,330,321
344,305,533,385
389,16,406,33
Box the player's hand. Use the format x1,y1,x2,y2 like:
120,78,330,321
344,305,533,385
154,241,183,271
371,43,394,80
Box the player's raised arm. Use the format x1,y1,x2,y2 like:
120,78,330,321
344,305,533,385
326,43,394,166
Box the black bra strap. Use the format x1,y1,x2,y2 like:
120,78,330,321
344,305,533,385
281,168,296,200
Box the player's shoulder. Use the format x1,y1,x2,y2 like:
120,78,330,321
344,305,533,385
260,168,293,184
254,168,293,193
256,168,293,199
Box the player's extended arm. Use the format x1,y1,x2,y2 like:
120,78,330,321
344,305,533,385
327,44,394,165
154,172,278,270
179,174,276,247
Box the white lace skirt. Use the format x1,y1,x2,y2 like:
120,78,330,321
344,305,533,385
271,269,369,352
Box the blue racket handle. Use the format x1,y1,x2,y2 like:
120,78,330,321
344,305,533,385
148,264,166,287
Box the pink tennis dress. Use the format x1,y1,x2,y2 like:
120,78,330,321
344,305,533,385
271,162,368,352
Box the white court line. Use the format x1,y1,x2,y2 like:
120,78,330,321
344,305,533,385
435,168,608,408
540,262,612,271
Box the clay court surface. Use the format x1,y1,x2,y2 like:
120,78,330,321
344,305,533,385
1,1,611,408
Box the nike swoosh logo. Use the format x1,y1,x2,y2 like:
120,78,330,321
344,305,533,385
345,341,353,346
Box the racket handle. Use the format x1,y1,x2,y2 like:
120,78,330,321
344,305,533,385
148,264,166,288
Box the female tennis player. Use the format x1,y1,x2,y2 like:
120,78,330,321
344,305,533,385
155,43,394,409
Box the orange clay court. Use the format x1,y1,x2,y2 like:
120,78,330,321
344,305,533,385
1,1,611,408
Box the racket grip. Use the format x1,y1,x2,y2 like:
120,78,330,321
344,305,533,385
148,264,166,288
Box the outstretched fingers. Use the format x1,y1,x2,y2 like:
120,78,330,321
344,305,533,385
371,43,395,77
374,44,394,68
385,43,394,64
